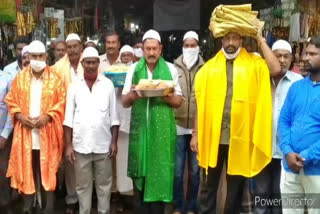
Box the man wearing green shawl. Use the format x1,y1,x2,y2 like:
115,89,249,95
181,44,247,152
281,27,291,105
122,29,183,214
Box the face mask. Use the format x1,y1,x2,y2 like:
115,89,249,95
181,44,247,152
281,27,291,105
126,61,133,66
183,47,199,70
84,71,98,81
133,48,143,58
222,47,241,60
30,60,46,72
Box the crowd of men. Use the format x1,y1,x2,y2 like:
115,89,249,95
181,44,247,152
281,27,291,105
0,26,319,214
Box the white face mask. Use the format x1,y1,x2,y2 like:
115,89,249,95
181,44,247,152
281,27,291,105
133,48,143,58
183,46,199,70
126,61,133,66
222,47,241,60
30,59,46,72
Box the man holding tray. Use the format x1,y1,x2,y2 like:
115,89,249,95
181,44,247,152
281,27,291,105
122,29,183,214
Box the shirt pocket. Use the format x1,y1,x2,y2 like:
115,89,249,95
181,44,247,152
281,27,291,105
98,100,111,127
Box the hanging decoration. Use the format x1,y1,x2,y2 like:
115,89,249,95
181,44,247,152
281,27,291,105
65,18,85,38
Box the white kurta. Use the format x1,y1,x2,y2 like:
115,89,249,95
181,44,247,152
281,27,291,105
115,88,133,194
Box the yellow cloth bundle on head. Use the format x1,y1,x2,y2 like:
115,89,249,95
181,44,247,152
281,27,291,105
209,4,264,38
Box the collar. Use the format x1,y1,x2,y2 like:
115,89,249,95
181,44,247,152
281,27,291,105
284,70,297,82
306,75,320,86
174,54,204,70
272,70,297,84
79,72,102,82
101,53,121,65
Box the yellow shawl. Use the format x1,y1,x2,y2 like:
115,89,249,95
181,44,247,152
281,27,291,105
51,54,83,90
195,48,272,177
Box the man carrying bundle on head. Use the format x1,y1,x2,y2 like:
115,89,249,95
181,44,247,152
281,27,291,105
191,4,281,214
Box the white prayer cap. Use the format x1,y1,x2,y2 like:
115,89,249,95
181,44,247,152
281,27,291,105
120,45,134,55
142,29,161,43
21,45,29,56
28,40,46,53
66,33,81,43
183,31,199,41
82,47,99,59
272,40,292,53
85,40,97,46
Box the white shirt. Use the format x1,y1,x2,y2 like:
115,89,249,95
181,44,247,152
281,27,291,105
122,61,182,96
99,53,122,72
271,71,303,158
176,125,193,135
63,74,120,154
29,75,43,150
70,67,78,82
116,88,131,133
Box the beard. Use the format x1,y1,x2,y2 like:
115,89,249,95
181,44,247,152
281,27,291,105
224,45,237,54
305,62,320,74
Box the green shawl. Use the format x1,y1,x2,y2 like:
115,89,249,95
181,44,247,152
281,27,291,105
128,57,177,202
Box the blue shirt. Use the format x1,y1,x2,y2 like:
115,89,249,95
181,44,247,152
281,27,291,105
272,71,303,159
3,60,20,78
279,76,320,175
0,72,13,139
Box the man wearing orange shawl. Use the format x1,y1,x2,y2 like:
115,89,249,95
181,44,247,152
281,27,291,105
191,32,281,214
5,40,65,214
51,33,83,214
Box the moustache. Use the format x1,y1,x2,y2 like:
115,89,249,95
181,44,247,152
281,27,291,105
147,56,156,60
69,52,79,57
226,45,236,50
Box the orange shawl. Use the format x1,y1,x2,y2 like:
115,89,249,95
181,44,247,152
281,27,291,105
5,66,66,194
51,54,83,90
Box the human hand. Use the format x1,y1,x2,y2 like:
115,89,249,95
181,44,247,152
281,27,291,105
286,152,304,172
129,85,141,102
108,142,117,158
19,114,36,129
190,134,198,153
34,115,51,129
65,144,75,164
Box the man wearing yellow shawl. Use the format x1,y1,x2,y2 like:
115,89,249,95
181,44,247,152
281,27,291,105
51,33,83,214
191,32,281,214
5,40,65,214
122,29,183,214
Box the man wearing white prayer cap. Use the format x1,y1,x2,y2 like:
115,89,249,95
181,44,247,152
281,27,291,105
64,47,119,214
253,39,303,214
122,29,183,213
21,45,30,68
51,33,83,213
84,40,97,49
172,31,204,214
5,40,66,214
3,36,29,77
119,45,134,65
